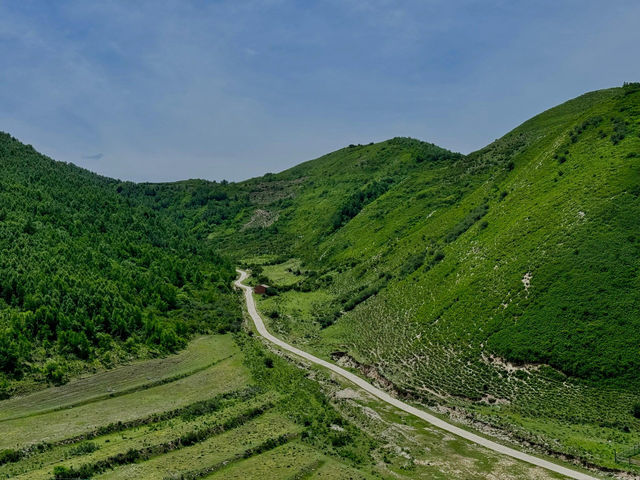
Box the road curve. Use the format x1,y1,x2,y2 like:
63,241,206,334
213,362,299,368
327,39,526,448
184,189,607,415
235,269,598,480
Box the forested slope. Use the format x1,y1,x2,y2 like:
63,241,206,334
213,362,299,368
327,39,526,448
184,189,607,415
0,133,239,397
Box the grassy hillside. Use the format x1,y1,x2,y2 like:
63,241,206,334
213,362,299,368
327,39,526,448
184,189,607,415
227,84,640,385
324,84,640,385
226,84,640,471
208,137,461,255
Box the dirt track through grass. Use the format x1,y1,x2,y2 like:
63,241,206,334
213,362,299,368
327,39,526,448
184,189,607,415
235,269,601,480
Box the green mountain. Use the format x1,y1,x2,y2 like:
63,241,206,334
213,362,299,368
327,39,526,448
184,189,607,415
222,84,640,385
212,84,640,468
0,83,639,473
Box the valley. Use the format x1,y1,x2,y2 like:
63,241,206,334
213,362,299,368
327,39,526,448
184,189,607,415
1,83,639,478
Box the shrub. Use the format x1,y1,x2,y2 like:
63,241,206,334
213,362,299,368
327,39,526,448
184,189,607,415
45,360,67,386
611,117,627,145
317,313,339,328
433,251,445,262
332,178,394,230
70,442,99,456
633,402,640,419
401,252,426,276
53,465,91,480
623,82,640,95
0,449,22,466
343,286,379,311
445,204,489,243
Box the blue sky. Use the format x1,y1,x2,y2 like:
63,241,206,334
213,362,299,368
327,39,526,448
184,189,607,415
1,1,639,182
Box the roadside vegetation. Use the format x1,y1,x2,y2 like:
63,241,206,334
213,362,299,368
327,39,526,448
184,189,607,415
231,84,640,473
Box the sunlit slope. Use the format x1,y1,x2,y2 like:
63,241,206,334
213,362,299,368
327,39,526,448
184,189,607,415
319,85,640,386
231,85,640,389
209,137,462,255
237,85,640,469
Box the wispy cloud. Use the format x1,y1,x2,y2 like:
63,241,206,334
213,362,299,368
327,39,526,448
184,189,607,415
82,153,104,161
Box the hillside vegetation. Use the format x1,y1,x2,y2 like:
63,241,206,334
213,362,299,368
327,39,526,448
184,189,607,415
0,83,639,475
223,84,640,386
224,84,640,471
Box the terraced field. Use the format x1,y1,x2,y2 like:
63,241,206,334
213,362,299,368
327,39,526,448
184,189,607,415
0,333,375,479
96,412,300,480
1,354,248,450
203,441,364,480
1,333,345,480
1,327,588,479
0,335,255,477
0,335,235,423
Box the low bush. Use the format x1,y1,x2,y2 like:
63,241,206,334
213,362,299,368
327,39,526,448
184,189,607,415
69,442,99,456
445,204,489,243
400,252,426,276
0,449,22,466
332,178,394,230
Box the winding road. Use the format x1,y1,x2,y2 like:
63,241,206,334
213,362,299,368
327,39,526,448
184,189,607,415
235,269,599,480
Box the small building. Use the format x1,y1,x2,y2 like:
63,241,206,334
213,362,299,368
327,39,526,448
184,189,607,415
253,284,269,295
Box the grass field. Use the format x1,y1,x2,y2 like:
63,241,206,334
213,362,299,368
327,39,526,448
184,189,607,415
204,441,329,479
96,412,300,480
260,258,305,286
0,335,235,423
0,352,248,450
4,392,277,479
257,290,334,345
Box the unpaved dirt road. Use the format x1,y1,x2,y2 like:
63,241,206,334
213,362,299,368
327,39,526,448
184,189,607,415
235,269,599,480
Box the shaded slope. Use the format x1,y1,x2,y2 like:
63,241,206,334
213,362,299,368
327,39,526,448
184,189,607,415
0,133,239,397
